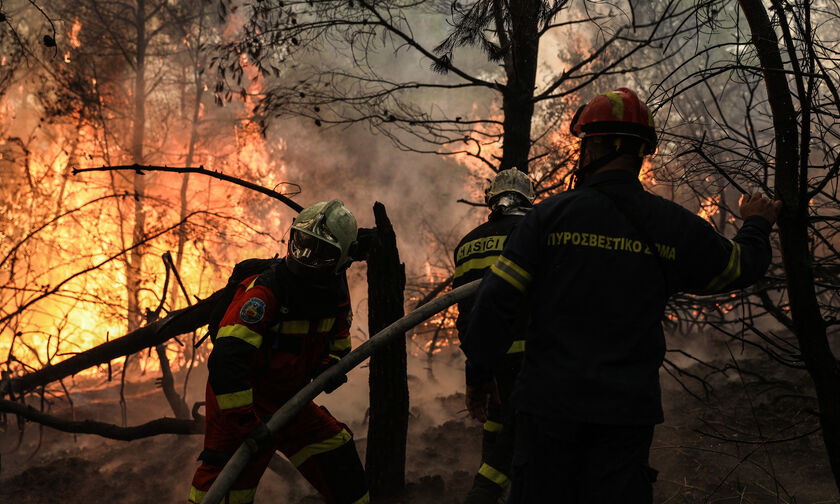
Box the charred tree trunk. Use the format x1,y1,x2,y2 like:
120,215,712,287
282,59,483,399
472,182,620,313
365,202,408,500
498,0,540,173
155,344,190,419
739,0,840,492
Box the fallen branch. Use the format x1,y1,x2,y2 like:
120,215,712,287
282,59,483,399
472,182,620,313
414,275,453,309
695,425,822,445
201,279,481,504
0,399,204,441
3,290,224,396
73,164,303,212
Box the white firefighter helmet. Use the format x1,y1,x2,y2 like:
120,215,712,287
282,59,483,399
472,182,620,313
287,199,358,277
484,168,536,205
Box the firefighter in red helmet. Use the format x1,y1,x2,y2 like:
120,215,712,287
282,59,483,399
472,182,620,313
188,200,369,504
461,88,781,502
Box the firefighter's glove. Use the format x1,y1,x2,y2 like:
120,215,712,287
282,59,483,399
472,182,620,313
465,380,500,423
245,420,273,453
315,362,347,394
349,227,379,262
740,192,782,225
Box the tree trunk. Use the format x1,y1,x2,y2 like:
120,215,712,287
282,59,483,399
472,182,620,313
126,0,148,332
154,344,190,419
739,0,840,491
172,83,203,307
172,1,207,309
365,202,408,500
499,0,541,173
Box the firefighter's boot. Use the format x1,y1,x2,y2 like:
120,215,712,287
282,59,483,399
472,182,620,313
464,471,506,504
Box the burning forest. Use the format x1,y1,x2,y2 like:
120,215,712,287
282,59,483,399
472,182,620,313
1,0,840,502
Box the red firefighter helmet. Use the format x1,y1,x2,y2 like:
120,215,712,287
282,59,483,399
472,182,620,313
570,88,657,155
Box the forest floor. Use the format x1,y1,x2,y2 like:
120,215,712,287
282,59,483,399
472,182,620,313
1,350,837,503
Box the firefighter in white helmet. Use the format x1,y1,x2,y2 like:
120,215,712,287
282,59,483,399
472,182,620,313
189,200,370,504
453,168,535,504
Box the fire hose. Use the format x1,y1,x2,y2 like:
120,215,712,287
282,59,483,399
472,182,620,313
200,278,481,504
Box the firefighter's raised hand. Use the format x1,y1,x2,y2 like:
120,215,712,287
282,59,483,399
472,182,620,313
465,381,501,423
740,192,782,225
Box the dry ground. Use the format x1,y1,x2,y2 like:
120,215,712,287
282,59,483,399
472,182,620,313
1,352,837,503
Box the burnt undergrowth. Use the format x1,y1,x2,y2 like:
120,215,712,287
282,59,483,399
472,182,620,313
0,356,837,503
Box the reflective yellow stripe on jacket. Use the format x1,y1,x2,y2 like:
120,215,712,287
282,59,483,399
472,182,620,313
330,335,352,352
318,318,336,332
478,462,511,488
215,388,253,410
352,492,371,504
506,340,525,354
490,256,532,293
483,420,503,433
288,428,353,467
279,320,309,334
189,485,256,504
216,324,263,348
704,240,742,292
454,255,500,280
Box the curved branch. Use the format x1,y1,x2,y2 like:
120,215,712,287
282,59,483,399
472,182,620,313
0,399,203,440
73,164,304,213
355,0,499,90
414,275,453,309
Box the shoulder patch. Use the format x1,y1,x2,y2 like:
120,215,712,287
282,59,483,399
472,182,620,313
240,297,266,324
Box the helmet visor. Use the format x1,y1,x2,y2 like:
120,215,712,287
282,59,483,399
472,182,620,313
289,229,340,268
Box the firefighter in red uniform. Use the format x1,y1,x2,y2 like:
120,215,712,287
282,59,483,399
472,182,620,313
188,200,369,504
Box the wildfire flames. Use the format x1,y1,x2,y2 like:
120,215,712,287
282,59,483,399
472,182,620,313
0,17,294,383
0,9,729,389
697,195,721,222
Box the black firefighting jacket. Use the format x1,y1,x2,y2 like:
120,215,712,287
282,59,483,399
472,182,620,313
461,170,773,425
454,210,527,386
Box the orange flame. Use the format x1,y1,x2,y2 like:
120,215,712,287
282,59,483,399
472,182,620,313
0,52,289,381
69,18,82,49
697,195,720,222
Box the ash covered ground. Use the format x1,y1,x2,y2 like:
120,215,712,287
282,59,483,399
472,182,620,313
2,348,838,503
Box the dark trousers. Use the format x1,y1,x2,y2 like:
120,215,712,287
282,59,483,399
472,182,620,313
508,413,657,504
466,354,522,503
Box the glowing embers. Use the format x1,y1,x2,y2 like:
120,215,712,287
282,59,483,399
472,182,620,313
697,195,721,223
410,262,458,356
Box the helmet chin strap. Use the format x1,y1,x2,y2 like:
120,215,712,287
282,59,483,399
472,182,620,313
571,150,623,189
571,137,646,189
285,254,338,285
489,193,531,215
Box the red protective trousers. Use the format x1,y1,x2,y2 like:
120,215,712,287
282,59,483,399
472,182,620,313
188,266,367,504
189,382,368,504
